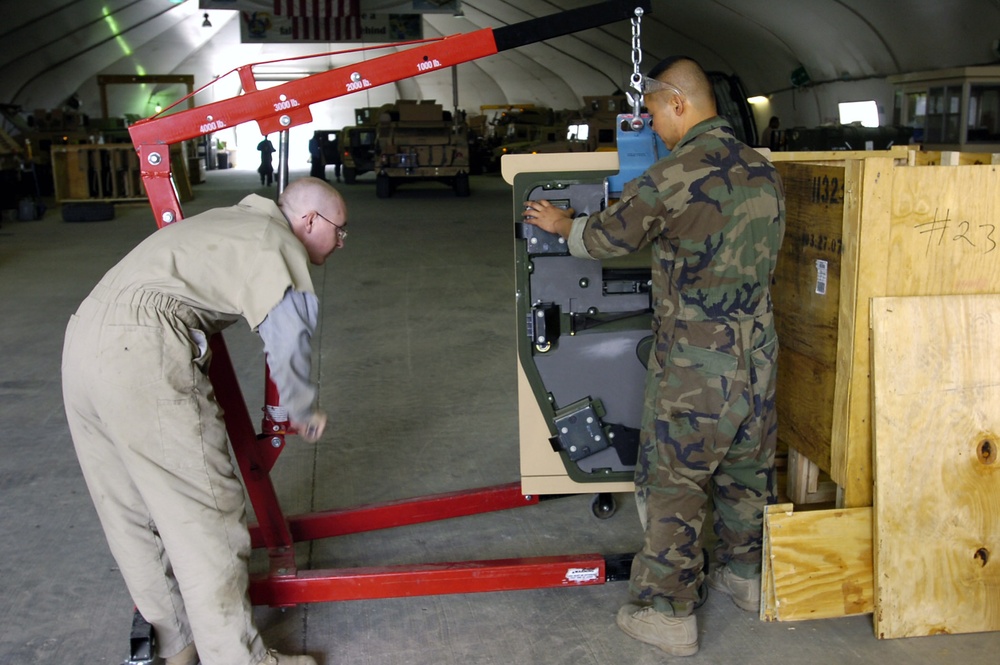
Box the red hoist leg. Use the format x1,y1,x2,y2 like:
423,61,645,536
252,374,616,605
206,345,622,607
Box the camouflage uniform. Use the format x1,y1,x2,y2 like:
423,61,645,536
567,116,785,616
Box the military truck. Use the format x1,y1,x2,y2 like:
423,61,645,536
489,106,566,166
340,107,379,184
373,100,471,198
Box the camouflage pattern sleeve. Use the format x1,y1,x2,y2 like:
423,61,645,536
576,171,670,259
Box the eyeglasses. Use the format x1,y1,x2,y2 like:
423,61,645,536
631,75,685,99
310,211,348,240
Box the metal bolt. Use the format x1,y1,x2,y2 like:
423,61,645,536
351,72,362,82
272,425,280,432
579,278,589,288
271,437,282,448
280,115,291,126
147,152,162,165
279,94,287,101
630,116,645,131
206,115,214,121
160,211,175,224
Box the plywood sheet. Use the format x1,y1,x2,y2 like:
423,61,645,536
871,294,1000,638
840,163,1000,506
764,505,873,621
887,167,1000,296
760,502,794,621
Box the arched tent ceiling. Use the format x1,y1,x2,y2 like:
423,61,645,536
2,0,999,134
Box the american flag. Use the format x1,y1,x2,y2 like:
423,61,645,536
289,15,363,40
273,0,360,16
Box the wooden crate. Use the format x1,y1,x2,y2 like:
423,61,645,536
770,147,1000,507
51,143,192,203
908,150,1000,166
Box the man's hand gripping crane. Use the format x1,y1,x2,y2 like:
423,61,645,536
126,1,651,612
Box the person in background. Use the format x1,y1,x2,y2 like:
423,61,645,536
328,132,343,183
522,55,785,657
760,115,782,151
308,131,326,180
62,177,348,665
257,135,276,186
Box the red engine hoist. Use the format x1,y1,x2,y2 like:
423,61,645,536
123,2,651,661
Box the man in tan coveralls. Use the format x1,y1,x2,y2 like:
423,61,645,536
62,177,347,665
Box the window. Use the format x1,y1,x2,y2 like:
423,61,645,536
925,86,962,143
838,100,880,127
967,84,1000,142
567,123,589,141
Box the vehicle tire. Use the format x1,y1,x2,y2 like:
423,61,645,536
375,172,392,198
454,172,470,197
343,166,357,184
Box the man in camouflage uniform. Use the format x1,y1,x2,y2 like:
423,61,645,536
522,56,785,656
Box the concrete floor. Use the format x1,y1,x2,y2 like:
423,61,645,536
0,167,996,664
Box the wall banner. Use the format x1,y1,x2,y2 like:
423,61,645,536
239,12,423,43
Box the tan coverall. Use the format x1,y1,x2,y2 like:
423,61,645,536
62,195,316,665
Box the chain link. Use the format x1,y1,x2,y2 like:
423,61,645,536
629,7,645,119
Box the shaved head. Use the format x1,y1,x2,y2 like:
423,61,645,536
279,176,348,265
279,176,344,222
648,56,717,115
643,56,720,149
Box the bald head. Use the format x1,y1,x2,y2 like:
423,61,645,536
644,56,719,149
279,176,347,265
279,176,345,223
648,56,717,117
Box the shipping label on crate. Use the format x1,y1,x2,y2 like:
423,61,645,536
815,259,828,295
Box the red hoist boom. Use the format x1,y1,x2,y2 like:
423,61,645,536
128,0,650,609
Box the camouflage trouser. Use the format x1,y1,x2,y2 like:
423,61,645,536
629,318,778,616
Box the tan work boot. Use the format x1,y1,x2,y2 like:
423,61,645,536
260,648,317,665
707,566,760,612
616,603,699,656
164,643,198,665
